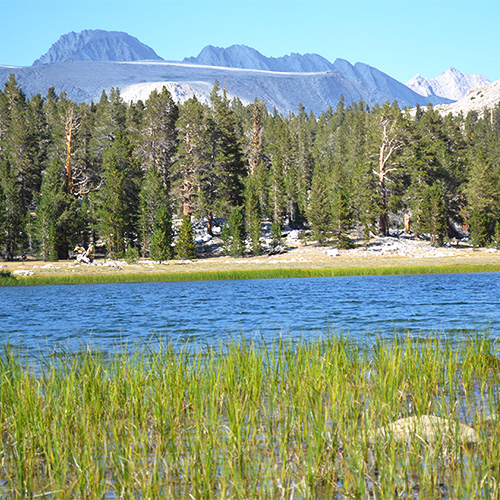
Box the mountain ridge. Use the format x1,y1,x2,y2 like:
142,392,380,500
183,44,336,73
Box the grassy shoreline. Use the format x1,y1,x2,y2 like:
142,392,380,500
3,261,500,286
3,238,500,286
1,333,499,498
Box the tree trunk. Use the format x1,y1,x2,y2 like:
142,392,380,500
207,212,213,236
379,213,389,236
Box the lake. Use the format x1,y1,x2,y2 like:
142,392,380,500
1,272,500,356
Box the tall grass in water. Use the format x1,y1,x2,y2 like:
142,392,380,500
5,262,500,286
0,333,499,498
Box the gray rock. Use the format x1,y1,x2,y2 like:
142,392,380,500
369,415,479,446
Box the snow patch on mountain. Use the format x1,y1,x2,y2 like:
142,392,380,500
406,67,490,101
33,30,163,66
120,81,251,106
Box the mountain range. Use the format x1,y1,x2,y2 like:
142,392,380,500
0,30,493,115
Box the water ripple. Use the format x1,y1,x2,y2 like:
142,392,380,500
1,272,500,355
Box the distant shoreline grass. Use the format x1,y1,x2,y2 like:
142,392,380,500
2,262,500,286
1,333,499,498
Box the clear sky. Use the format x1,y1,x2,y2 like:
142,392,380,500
1,0,498,83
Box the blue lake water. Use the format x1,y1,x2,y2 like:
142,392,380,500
1,273,500,355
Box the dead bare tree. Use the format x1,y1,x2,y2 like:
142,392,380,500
372,116,404,235
64,106,102,197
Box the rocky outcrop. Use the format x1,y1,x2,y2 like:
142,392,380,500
435,79,500,116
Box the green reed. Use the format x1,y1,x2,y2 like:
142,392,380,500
0,332,499,498
4,262,500,286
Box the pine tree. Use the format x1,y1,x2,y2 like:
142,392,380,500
1,75,42,212
331,188,354,248
90,88,127,167
150,202,173,263
138,166,167,256
308,168,331,244
245,179,262,256
469,209,490,248
0,180,6,258
0,159,25,260
96,131,139,258
137,86,178,189
417,183,447,246
175,216,196,260
36,159,61,261
222,207,246,257
269,220,283,250
463,148,500,246
174,96,211,218
209,82,246,212
35,158,83,260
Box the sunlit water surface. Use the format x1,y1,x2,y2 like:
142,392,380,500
1,272,500,356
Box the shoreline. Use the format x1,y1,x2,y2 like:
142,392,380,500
3,237,500,285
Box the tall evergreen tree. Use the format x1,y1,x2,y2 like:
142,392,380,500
150,202,173,263
1,75,41,211
36,158,83,260
244,178,262,256
137,86,179,189
308,167,331,244
0,180,6,257
138,165,168,256
209,81,246,212
221,207,246,257
175,216,196,260
463,147,500,246
96,131,139,258
417,183,447,245
0,159,25,260
174,96,211,218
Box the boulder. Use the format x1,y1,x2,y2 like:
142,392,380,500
369,415,479,446
325,248,340,257
13,270,34,276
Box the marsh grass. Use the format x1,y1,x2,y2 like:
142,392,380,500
5,263,500,286
1,333,499,498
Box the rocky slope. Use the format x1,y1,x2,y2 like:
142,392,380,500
33,30,163,66
435,79,500,116
406,67,490,101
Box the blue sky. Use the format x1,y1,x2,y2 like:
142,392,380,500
1,0,498,83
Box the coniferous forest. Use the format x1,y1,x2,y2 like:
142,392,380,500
1,73,500,261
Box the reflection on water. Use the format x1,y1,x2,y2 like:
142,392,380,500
1,273,500,356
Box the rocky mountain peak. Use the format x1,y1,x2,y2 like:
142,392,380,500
33,29,164,66
406,67,490,101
